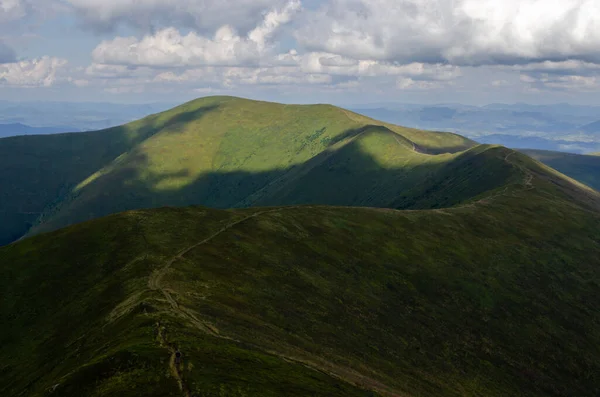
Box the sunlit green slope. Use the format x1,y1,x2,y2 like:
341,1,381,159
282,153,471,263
0,96,474,245
2,146,599,397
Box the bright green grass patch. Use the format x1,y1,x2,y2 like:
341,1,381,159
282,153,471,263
0,96,475,246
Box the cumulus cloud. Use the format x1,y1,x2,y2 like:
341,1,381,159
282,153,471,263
514,60,600,76
513,60,600,91
151,65,331,87
92,1,300,67
275,50,461,80
147,58,456,90
396,78,448,90
67,0,290,34
0,0,26,22
0,0,66,24
67,0,600,97
0,56,68,87
519,72,600,91
297,0,600,66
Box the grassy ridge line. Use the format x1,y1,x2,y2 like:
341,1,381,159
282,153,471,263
164,196,597,395
146,205,406,397
19,97,474,240
235,125,421,208
519,149,600,192
2,170,600,397
1,207,377,397
246,130,462,208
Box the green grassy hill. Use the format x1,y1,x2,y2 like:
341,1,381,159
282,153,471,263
519,149,600,191
2,148,600,396
0,96,474,246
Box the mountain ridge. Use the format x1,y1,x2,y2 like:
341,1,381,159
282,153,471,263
519,149,600,192
2,97,600,396
2,156,600,395
0,95,475,245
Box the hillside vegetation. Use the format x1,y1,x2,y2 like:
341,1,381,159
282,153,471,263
0,96,475,246
2,147,600,396
520,149,600,191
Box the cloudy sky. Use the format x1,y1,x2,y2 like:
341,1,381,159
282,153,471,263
1,0,600,105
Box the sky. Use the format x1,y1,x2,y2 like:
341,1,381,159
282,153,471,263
1,0,600,106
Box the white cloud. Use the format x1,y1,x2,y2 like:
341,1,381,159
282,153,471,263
85,63,134,78
0,0,66,24
519,71,600,91
104,85,146,94
248,0,300,50
396,78,446,90
514,60,600,76
0,56,67,87
513,60,600,91
92,27,261,67
72,0,600,97
0,0,26,22
91,1,300,67
222,67,331,86
277,50,461,80
67,0,289,34
152,66,331,87
297,0,600,66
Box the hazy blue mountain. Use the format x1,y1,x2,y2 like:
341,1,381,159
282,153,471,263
476,134,600,154
579,120,600,133
3,100,600,153
0,123,79,138
0,101,178,131
351,103,600,153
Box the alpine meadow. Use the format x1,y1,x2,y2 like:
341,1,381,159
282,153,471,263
1,95,600,397
5,2,600,396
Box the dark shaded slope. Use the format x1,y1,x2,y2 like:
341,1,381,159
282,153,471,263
2,153,600,397
520,149,600,192
390,145,524,209
0,102,220,246
0,208,384,397
241,125,446,208
0,131,134,246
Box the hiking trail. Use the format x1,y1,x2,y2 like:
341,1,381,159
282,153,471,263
147,207,406,397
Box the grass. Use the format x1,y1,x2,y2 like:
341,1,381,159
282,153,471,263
0,96,475,246
1,149,600,396
519,149,600,191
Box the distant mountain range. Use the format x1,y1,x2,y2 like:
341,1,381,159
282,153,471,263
580,120,600,133
350,103,600,154
519,149,600,191
0,123,78,138
2,100,599,153
0,100,177,132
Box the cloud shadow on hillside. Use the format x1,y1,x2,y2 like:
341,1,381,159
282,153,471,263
24,128,525,239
